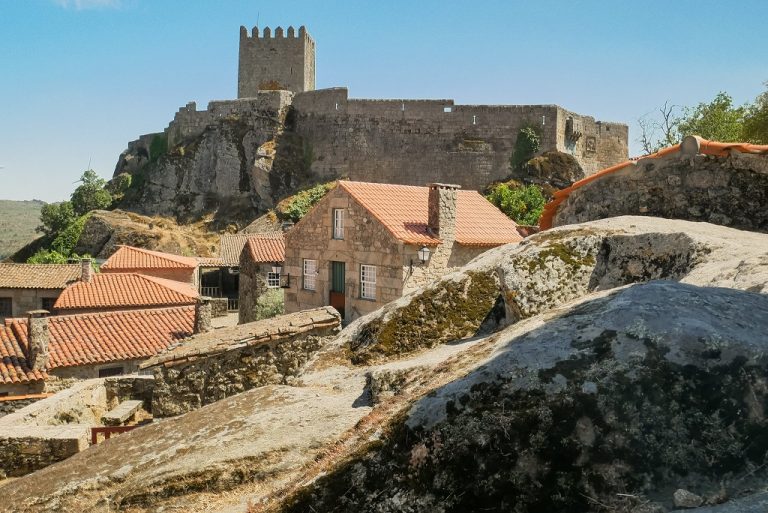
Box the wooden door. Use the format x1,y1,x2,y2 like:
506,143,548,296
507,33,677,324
329,261,345,319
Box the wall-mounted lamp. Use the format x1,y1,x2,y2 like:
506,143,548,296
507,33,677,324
271,263,283,274
410,246,432,273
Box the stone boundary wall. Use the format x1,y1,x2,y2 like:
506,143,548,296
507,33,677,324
0,376,153,477
142,307,340,417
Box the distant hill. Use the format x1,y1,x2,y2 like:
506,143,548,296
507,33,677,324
0,200,44,260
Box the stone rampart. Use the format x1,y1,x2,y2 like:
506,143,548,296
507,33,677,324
142,307,340,417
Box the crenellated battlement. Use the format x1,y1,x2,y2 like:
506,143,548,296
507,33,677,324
238,25,315,97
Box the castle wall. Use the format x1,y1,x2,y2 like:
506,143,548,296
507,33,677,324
238,25,315,97
165,92,293,148
290,88,627,190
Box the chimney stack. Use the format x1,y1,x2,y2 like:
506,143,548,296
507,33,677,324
27,310,50,371
427,183,460,242
195,297,212,334
81,258,93,283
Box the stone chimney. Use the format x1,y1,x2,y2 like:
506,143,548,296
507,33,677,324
80,258,93,283
427,183,460,242
194,297,212,334
27,310,50,371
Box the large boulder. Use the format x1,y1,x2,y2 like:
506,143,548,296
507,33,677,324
280,281,768,512
519,150,586,189
340,216,768,364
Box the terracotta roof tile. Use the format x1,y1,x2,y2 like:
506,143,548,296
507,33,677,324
53,273,198,311
338,181,522,246
245,234,285,263
0,325,46,384
217,235,252,266
0,264,81,290
6,306,195,370
101,246,198,271
540,136,768,230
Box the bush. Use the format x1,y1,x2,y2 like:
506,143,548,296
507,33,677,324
149,134,168,162
281,183,335,222
253,288,284,320
71,170,112,216
510,126,541,170
486,183,546,226
27,249,69,264
51,214,90,255
38,201,75,236
106,173,132,202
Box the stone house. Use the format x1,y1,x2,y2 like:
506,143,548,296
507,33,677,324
197,234,251,311
53,263,198,315
283,181,522,322
101,245,199,287
238,233,285,324
0,263,82,321
0,301,208,390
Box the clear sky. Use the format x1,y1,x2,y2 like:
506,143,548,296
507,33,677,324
1,0,765,202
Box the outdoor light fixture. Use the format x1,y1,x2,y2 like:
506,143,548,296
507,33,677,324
418,246,431,263
271,264,283,274
410,246,432,273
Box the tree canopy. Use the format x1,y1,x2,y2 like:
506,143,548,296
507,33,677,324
486,183,546,226
71,169,113,216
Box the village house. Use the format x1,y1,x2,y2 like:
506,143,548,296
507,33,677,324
100,245,199,287
238,233,285,324
197,234,251,311
283,181,522,321
53,261,198,315
0,263,82,321
0,300,209,405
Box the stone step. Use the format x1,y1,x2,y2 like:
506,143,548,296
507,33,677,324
102,400,143,426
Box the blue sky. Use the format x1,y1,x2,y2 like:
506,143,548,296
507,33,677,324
1,0,766,202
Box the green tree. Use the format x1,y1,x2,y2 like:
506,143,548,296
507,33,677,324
676,92,746,142
37,201,75,235
50,214,90,255
510,126,541,170
71,169,113,216
27,249,70,264
743,83,768,144
486,183,546,226
105,172,132,202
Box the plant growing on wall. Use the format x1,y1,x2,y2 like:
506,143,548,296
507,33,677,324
486,183,546,226
510,126,541,170
279,182,335,222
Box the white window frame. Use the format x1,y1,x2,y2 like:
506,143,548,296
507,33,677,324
360,264,376,300
303,259,317,290
266,271,281,288
332,208,344,239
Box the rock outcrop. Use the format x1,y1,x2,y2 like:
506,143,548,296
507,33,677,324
72,209,219,258
281,281,768,512
3,217,768,513
519,150,586,189
340,216,768,364
552,149,768,232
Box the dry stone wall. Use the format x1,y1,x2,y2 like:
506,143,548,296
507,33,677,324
143,307,340,416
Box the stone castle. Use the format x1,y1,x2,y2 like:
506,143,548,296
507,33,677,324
116,25,629,220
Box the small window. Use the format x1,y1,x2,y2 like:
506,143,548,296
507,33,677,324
303,259,317,290
332,209,344,239
41,297,56,311
267,272,281,288
443,106,452,113
0,298,11,317
98,366,124,378
360,265,376,300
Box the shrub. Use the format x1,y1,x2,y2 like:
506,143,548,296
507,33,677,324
253,288,284,320
38,201,75,235
281,183,335,222
51,214,90,255
510,126,541,170
149,134,168,162
106,173,132,202
486,183,546,226
27,249,69,264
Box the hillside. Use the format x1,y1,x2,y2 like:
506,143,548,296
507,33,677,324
0,200,44,260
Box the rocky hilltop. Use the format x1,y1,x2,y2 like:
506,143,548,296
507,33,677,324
4,216,768,513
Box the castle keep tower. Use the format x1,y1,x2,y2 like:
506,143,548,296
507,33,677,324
238,25,316,97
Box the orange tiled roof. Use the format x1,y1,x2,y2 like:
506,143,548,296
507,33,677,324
0,264,81,290
338,181,522,246
53,273,198,311
245,233,285,263
101,246,198,271
539,136,768,230
0,324,47,384
6,306,195,370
